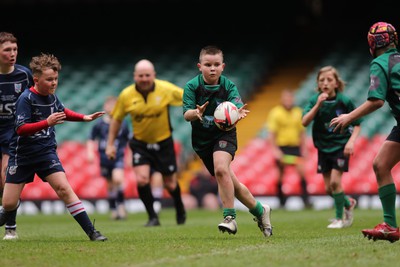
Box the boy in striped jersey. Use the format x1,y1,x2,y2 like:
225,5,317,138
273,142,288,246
0,53,107,241
0,32,33,240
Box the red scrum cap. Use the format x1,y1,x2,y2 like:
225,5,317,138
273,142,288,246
367,22,398,57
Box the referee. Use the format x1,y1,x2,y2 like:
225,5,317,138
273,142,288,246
106,59,186,226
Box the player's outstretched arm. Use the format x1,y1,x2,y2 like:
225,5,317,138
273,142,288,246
184,101,209,122
330,99,384,133
83,111,106,122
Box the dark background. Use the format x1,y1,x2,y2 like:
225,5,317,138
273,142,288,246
1,0,399,61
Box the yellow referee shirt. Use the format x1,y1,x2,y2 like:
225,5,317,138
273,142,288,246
266,105,305,146
112,79,183,144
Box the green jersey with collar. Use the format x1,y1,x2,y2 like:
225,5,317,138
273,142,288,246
303,92,362,153
183,74,244,153
368,48,400,118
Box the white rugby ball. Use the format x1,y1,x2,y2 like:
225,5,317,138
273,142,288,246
213,101,239,131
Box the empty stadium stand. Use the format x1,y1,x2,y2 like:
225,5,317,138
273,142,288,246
20,40,400,202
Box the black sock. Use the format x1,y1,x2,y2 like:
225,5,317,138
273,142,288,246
277,181,286,206
108,191,117,210
167,183,185,214
138,184,157,219
300,178,309,205
5,209,17,226
73,212,94,235
116,188,125,205
4,209,17,228
4,199,19,227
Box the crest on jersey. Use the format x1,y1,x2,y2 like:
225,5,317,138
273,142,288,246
14,83,22,94
219,140,227,148
8,165,17,175
16,114,26,124
337,158,345,168
133,152,141,164
169,165,175,172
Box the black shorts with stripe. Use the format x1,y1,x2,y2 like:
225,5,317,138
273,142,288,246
197,130,237,176
317,149,349,173
128,136,177,175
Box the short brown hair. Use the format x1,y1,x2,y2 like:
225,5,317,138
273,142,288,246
199,45,223,62
0,32,17,45
29,53,62,76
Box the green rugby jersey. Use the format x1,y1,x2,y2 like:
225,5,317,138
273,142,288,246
303,92,362,153
368,48,400,118
183,74,244,153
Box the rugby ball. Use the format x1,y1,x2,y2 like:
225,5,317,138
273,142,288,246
213,101,239,131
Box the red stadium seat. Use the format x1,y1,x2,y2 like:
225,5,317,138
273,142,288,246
21,134,400,201
77,177,107,199
306,173,325,195
282,166,302,195
21,176,57,200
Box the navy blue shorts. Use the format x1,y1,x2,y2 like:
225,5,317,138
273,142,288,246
0,129,13,155
100,160,124,180
6,153,65,184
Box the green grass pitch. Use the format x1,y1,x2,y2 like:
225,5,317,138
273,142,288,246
0,208,398,267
